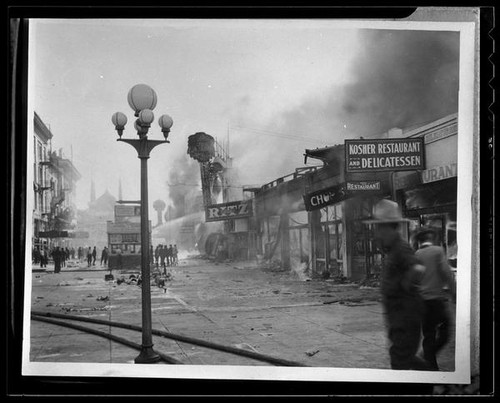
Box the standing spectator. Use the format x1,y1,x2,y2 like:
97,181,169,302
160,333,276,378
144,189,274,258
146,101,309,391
172,244,178,266
116,249,123,270
150,245,154,268
40,247,47,268
87,247,92,267
78,246,83,262
65,247,70,264
92,246,97,266
101,247,109,267
60,247,66,268
33,247,40,265
154,245,161,269
52,247,62,274
167,244,173,267
159,245,166,274
364,199,430,370
414,226,456,371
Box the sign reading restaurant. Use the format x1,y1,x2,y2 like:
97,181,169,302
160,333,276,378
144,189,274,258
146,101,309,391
205,200,253,222
345,138,425,172
304,181,382,211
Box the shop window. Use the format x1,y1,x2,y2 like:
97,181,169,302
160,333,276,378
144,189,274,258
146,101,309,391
403,178,457,210
122,233,139,243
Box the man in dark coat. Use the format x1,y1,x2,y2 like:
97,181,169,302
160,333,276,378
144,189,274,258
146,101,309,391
101,247,109,267
154,245,160,269
87,247,92,267
364,199,430,370
92,246,97,266
159,245,166,274
52,247,62,274
167,244,173,267
172,244,178,266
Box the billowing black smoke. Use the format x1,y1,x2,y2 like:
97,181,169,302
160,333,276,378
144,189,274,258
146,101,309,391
277,29,460,141
341,29,460,135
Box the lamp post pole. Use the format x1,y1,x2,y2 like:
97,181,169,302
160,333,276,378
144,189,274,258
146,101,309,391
112,84,173,364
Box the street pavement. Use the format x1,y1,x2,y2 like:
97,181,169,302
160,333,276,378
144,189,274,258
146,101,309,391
28,257,456,370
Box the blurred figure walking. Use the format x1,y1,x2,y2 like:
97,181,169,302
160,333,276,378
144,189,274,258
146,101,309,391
364,199,430,370
414,226,456,371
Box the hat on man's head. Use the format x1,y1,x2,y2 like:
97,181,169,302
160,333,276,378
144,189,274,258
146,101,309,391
413,226,438,240
362,199,411,224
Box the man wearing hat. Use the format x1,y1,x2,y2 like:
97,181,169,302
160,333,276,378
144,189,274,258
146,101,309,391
364,199,429,370
414,226,455,371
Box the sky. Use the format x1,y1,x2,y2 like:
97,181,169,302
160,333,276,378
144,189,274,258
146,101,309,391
29,19,460,220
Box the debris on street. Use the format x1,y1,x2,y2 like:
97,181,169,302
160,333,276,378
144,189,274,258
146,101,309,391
305,349,320,357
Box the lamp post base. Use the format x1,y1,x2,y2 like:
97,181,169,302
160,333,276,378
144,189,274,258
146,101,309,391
134,345,161,364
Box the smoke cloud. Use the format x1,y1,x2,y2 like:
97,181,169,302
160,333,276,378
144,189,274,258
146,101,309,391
168,29,461,214
166,153,201,219
276,29,460,141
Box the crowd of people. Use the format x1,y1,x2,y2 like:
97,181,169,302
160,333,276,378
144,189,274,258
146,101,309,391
32,246,76,271
32,245,110,272
154,244,178,274
33,243,176,273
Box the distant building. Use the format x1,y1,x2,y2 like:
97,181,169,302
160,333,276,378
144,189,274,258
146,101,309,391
73,186,117,250
32,112,81,249
32,112,53,249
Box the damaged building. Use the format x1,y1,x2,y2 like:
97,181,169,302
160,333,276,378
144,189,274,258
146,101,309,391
248,113,458,282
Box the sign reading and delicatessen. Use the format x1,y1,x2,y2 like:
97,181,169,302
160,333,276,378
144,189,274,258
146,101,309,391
304,181,382,211
345,138,425,172
205,200,253,222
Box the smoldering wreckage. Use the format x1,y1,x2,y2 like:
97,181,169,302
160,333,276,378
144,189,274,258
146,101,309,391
120,114,458,291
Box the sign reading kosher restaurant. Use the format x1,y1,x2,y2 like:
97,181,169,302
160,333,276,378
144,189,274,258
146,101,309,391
345,138,425,172
205,200,253,222
304,181,382,211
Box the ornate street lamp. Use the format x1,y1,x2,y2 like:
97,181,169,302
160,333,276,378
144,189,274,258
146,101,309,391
111,84,173,364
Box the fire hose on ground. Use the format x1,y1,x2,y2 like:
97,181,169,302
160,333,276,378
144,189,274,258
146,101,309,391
31,314,182,364
31,310,309,367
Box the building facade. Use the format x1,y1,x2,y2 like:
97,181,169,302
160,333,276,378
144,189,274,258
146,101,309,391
32,112,81,250
32,112,53,249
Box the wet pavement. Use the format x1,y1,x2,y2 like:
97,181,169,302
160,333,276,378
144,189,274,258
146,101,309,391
28,257,456,370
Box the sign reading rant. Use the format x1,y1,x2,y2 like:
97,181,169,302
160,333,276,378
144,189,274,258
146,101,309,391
345,138,425,172
421,162,457,184
304,181,382,211
205,200,253,222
